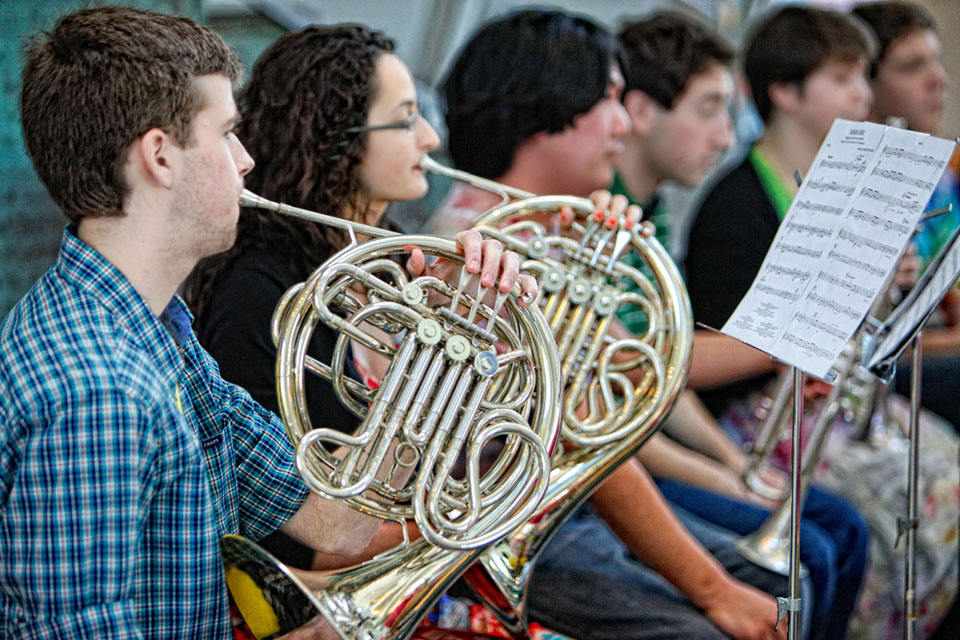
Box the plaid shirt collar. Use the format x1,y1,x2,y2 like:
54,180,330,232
57,225,189,389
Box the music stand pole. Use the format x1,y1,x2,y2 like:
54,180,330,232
788,366,804,640
904,332,923,639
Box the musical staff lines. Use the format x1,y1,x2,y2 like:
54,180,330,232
837,229,900,257
849,209,911,235
816,271,873,298
776,243,823,259
796,200,844,216
767,264,811,282
827,249,886,277
871,166,934,190
820,159,867,172
721,119,956,379
807,292,861,320
783,332,834,359
796,313,849,340
881,144,946,169
808,180,855,196
755,284,800,302
859,187,922,213
786,222,832,239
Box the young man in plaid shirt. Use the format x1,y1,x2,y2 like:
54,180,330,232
0,7,525,639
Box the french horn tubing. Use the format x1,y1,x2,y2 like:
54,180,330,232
222,190,563,640
421,157,694,633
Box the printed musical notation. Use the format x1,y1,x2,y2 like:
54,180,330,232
807,180,856,196
821,159,867,172
783,333,834,360
796,313,849,340
816,271,873,298
827,249,886,277
786,222,832,239
806,293,861,321
755,284,800,302
776,242,823,259
881,144,945,169
860,187,923,213
796,200,844,216
871,166,934,191
767,264,811,282
837,229,899,257
721,119,956,379
849,209,911,235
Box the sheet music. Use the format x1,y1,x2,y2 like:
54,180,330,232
722,119,955,379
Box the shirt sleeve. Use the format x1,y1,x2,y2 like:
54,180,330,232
1,389,151,638
222,384,311,542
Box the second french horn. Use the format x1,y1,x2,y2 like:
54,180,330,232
421,157,694,633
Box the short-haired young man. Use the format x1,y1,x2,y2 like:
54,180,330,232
853,1,960,435
0,7,523,638
437,9,793,640
614,12,868,640
686,5,960,638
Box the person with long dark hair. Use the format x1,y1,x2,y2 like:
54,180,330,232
185,24,543,573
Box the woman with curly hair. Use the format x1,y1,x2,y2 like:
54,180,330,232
185,24,537,571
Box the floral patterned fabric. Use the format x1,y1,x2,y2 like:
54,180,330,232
721,384,959,639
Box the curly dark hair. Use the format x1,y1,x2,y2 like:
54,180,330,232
185,24,395,319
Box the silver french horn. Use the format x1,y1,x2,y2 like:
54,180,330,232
421,157,694,634
221,190,562,640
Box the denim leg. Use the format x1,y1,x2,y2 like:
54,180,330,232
527,504,811,640
658,479,855,639
802,486,869,638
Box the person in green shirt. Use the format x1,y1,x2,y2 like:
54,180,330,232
613,12,871,640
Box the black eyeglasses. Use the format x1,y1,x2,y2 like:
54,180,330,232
346,105,422,133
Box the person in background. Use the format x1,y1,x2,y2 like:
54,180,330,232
185,24,540,577
435,9,796,639
684,5,959,638
612,12,869,639
852,0,960,435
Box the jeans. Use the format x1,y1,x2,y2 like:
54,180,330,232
658,479,868,640
527,503,812,640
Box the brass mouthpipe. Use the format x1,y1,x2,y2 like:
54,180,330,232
240,188,397,239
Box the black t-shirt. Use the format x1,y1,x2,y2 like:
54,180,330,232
684,156,782,414
195,246,363,433
195,245,363,568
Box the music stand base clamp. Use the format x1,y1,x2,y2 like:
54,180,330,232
895,516,919,549
775,597,802,632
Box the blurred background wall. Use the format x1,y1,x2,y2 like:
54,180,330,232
1,0,957,317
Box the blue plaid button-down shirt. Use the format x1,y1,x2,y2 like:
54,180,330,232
0,227,310,639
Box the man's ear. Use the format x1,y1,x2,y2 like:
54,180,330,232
768,81,801,116
622,89,658,136
135,128,178,189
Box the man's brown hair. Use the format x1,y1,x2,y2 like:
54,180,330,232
619,11,734,110
20,6,242,224
744,6,876,123
852,2,936,77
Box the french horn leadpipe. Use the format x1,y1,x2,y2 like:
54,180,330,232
223,189,563,640
421,157,694,634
